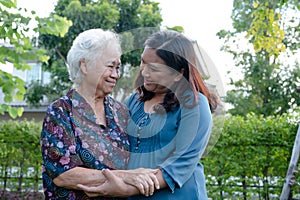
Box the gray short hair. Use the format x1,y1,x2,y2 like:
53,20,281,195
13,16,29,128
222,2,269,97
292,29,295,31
66,28,121,88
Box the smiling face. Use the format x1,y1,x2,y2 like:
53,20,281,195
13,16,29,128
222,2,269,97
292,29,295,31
81,41,121,98
140,47,182,94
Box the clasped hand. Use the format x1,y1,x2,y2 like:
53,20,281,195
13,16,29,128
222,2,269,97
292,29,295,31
77,168,160,197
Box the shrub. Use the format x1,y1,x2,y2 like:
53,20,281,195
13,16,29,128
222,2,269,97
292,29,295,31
203,113,298,199
0,120,43,199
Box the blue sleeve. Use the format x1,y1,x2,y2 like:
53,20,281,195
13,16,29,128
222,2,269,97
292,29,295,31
159,93,212,192
124,93,136,108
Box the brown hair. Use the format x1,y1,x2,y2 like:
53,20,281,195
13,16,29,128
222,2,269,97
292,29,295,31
134,30,219,113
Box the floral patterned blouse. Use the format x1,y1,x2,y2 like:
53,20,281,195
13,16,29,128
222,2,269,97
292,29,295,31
41,89,130,200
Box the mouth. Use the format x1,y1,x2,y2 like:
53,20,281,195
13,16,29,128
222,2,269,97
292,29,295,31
106,80,116,87
144,80,154,85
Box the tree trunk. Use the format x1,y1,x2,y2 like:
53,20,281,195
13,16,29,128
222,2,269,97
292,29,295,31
280,122,300,200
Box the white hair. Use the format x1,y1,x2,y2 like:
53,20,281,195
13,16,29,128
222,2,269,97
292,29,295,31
66,28,121,88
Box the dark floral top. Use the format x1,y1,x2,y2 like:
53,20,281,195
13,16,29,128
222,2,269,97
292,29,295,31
41,89,130,200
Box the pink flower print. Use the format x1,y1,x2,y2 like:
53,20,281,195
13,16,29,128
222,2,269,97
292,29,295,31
82,141,89,148
47,192,53,197
110,130,120,140
42,165,46,172
98,155,104,162
57,141,64,148
98,142,106,152
72,99,79,107
114,115,119,123
69,145,76,154
65,150,70,157
75,127,83,136
112,142,118,147
69,192,76,199
59,156,70,165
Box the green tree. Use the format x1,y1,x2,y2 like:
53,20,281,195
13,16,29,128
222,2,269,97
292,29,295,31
0,0,72,118
218,0,300,116
26,0,165,105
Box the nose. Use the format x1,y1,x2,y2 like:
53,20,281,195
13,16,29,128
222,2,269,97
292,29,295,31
141,65,150,77
111,67,119,79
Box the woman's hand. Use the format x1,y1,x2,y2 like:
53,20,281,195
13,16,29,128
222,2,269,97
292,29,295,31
119,168,160,196
77,169,129,198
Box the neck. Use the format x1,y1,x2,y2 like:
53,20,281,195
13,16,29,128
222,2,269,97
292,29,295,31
144,93,166,113
77,86,106,126
152,93,165,102
77,85,104,110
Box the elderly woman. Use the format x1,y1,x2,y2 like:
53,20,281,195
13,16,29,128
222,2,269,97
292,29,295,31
41,28,158,200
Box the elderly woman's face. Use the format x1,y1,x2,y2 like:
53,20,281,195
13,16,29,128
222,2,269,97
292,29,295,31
83,41,121,97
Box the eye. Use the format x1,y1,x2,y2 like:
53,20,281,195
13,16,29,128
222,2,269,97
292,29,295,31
149,64,159,72
116,66,120,73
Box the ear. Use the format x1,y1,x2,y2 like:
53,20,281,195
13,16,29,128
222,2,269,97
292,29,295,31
79,60,88,75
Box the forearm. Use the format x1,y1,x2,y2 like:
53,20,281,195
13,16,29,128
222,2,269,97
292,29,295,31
155,168,167,189
53,167,105,189
119,182,141,197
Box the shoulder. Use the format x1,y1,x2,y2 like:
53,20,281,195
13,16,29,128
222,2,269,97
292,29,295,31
107,95,128,111
124,92,140,108
181,92,211,118
197,92,209,105
106,96,130,122
182,91,209,109
196,92,211,112
45,89,74,117
195,92,212,126
47,96,72,113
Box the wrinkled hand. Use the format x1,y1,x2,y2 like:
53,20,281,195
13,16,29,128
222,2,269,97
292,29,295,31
121,168,160,196
77,169,129,198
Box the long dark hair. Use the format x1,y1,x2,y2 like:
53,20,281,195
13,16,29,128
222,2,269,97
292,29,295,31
134,30,219,113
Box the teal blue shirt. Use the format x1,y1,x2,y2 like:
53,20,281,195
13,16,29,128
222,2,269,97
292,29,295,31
126,92,212,200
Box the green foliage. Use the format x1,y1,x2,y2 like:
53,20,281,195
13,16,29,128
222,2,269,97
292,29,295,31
0,114,298,198
36,15,72,38
25,80,52,107
0,70,25,118
0,120,42,193
218,0,300,116
203,113,298,199
247,2,285,57
166,26,185,33
26,0,163,106
0,0,72,118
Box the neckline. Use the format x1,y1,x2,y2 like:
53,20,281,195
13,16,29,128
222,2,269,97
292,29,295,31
142,101,155,115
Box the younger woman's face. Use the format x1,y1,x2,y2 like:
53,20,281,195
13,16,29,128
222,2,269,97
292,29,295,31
140,47,181,94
